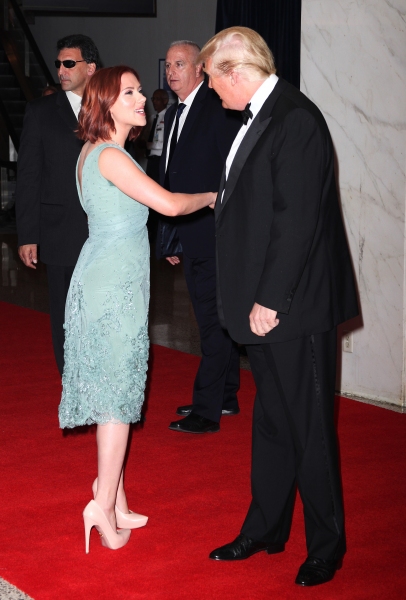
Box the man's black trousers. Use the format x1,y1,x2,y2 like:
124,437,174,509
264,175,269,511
243,329,345,561
183,253,240,422
46,264,75,377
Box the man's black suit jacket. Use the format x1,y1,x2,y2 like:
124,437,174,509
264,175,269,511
215,78,359,344
159,80,241,258
16,91,88,266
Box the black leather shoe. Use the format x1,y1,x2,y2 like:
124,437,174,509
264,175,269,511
209,533,285,561
176,404,240,417
295,556,342,586
168,413,220,433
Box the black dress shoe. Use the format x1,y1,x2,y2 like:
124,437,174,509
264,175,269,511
209,533,285,561
168,412,220,433
295,556,342,586
176,404,240,417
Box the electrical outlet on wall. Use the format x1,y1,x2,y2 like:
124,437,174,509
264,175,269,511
343,331,353,353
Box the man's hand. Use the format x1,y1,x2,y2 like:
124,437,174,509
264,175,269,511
18,244,38,269
249,302,279,336
166,256,180,266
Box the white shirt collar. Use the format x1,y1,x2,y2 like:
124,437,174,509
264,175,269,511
180,80,204,107
245,74,279,125
65,91,82,119
152,108,167,120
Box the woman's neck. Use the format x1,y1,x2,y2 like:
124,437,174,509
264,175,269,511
109,124,131,148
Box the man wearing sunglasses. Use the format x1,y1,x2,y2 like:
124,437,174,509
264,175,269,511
16,34,101,376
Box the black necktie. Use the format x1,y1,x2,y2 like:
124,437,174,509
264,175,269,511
146,113,159,157
242,102,253,125
164,103,186,189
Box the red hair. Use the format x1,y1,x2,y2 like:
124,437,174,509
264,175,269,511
77,65,142,143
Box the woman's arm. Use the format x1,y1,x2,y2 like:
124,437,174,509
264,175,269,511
99,147,215,216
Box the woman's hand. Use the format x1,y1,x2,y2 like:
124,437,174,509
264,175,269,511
166,256,180,266
208,192,217,209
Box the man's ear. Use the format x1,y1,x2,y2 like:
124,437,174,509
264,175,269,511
196,63,203,78
87,62,96,77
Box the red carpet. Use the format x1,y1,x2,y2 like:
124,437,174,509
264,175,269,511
1,301,406,600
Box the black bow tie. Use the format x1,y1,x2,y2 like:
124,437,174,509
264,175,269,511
242,102,253,125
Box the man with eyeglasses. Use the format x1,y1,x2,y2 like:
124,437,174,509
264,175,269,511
16,34,101,376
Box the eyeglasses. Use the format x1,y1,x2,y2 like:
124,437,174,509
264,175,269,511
54,59,86,69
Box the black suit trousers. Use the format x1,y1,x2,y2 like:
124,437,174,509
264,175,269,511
183,254,240,422
243,329,345,561
46,264,75,376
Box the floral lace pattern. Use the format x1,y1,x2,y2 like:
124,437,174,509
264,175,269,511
59,284,149,428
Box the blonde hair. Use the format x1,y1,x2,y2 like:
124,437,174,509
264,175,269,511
199,27,275,81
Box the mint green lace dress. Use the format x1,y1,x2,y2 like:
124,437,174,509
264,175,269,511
59,143,149,428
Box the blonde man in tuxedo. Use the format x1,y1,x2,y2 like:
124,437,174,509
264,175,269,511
199,27,358,587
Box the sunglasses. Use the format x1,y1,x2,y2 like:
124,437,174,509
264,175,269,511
54,59,86,69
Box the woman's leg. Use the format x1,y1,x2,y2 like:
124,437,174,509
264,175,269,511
116,470,130,514
95,422,130,530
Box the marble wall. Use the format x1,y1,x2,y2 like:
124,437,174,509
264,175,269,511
301,0,406,408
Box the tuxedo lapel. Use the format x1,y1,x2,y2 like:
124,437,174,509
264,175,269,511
217,116,272,218
56,91,78,130
170,82,207,163
216,79,287,219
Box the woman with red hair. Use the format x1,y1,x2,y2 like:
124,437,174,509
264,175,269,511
58,66,215,553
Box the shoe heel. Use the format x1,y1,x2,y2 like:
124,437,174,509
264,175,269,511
83,500,131,552
83,513,94,554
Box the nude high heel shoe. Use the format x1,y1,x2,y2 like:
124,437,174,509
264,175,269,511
83,500,131,554
92,478,148,529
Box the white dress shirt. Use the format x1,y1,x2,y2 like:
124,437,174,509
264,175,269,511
65,90,82,119
165,81,204,171
224,74,279,183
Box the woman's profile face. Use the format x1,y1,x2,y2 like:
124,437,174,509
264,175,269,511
110,72,147,129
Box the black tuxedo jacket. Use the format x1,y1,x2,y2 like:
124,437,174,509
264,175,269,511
16,91,88,266
215,78,359,344
159,80,241,258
